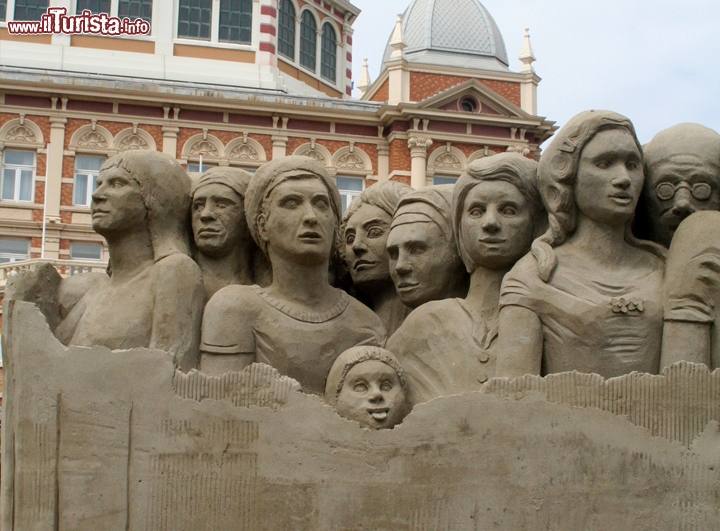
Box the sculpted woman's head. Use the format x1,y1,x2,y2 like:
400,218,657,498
245,156,342,266
387,185,468,308
324,346,407,429
191,167,253,258
341,181,414,289
453,153,543,272
532,110,658,280
92,150,192,260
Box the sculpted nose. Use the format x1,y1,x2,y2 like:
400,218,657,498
612,172,632,189
394,252,412,275
481,210,501,233
368,385,384,404
672,190,696,216
200,204,216,220
352,238,368,255
302,204,319,225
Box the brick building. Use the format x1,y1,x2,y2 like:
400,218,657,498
0,0,556,292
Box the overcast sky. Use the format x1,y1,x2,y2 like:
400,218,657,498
349,0,720,145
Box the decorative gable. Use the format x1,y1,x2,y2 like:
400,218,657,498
416,78,528,119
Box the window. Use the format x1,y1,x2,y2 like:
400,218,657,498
219,0,252,44
118,0,152,22
70,242,104,261
187,162,217,173
1,150,35,202
299,10,317,71
0,0,7,22
76,0,110,14
178,0,211,40
74,155,105,207
278,0,295,59
14,0,48,21
321,23,337,83
433,175,458,186
0,238,30,263
336,176,364,213
178,0,252,44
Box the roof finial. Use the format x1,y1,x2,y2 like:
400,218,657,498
389,13,407,60
519,27,536,74
357,58,372,97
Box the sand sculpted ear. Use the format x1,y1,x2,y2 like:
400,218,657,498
257,212,269,243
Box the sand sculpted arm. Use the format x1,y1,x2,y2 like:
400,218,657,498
495,305,543,377
200,285,257,375
150,254,205,372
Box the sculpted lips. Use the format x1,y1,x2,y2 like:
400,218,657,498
396,281,419,291
367,407,389,421
353,259,378,271
479,237,506,244
299,230,322,241
609,192,633,205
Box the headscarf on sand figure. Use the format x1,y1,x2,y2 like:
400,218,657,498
191,166,270,301
495,110,666,379
200,156,386,394
386,185,469,309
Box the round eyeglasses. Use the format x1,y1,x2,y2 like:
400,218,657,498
655,181,712,201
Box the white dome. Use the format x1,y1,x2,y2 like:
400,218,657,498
383,0,510,72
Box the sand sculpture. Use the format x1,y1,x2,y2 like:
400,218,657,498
636,123,720,247
389,153,543,406
386,185,469,309
199,156,385,390
5,150,204,371
341,181,414,335
495,110,666,379
4,120,720,529
191,166,269,300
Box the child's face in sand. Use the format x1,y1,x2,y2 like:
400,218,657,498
336,360,406,429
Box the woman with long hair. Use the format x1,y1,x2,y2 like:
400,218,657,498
495,110,666,379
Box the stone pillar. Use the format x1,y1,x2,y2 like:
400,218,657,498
162,127,179,158
257,0,278,68
154,0,175,55
272,136,288,160
377,144,390,182
342,21,354,98
408,136,432,189
46,118,66,220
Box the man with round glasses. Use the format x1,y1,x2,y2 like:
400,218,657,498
638,123,720,247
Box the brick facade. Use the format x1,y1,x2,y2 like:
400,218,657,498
409,72,521,107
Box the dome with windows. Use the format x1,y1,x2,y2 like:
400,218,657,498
382,0,510,72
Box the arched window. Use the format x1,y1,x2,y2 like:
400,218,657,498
299,10,317,71
278,0,295,60
321,22,337,83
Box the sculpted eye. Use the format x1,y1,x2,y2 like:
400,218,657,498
502,207,517,216
314,198,330,210
596,160,610,169
110,179,125,188
192,201,203,211
345,233,355,244
367,227,384,238
469,207,485,217
283,198,300,208
354,383,367,393
380,381,393,392
410,245,426,256
626,161,638,171
387,247,398,260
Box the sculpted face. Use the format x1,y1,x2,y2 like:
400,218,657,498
645,158,720,248
461,180,534,270
344,203,392,287
91,165,147,235
336,360,406,429
192,183,248,258
575,129,643,227
387,221,457,308
260,177,335,265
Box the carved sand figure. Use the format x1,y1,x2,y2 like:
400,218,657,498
200,156,386,393
388,153,544,406
495,110,666,379
661,210,720,370
191,166,269,301
635,123,720,248
7,151,205,371
386,185,469,309
341,181,414,335
324,346,408,429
